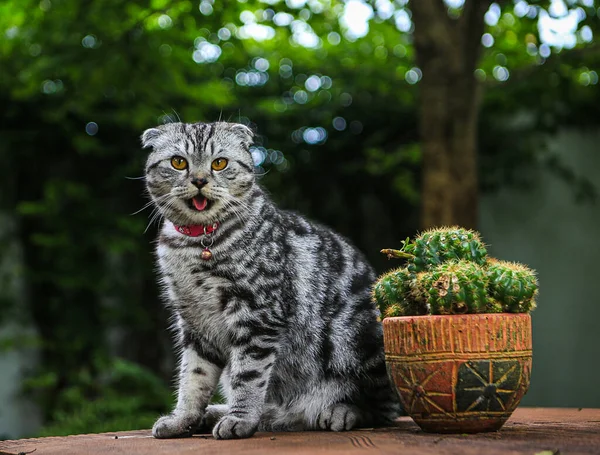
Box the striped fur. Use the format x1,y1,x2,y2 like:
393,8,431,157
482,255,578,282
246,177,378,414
143,122,401,440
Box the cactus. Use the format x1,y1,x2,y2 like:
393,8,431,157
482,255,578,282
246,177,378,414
374,227,538,317
372,267,415,317
486,259,538,313
382,226,488,273
412,261,497,315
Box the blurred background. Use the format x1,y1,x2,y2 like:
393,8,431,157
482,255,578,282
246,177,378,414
1,0,599,439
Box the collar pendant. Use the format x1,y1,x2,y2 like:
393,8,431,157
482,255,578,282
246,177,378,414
173,222,218,260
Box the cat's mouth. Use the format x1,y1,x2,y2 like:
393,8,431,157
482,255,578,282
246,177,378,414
187,195,211,212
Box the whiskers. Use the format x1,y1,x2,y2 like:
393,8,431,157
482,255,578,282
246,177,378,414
171,186,197,199
144,194,181,234
131,192,170,216
211,188,252,227
254,167,271,177
131,193,176,234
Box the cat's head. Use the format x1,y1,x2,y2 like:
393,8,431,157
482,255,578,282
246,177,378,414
142,121,255,226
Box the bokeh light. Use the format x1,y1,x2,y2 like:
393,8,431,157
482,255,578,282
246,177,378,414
349,120,363,134
29,44,41,56
81,34,98,49
159,44,172,57
320,76,332,89
484,4,501,26
238,23,276,41
39,0,51,12
254,57,270,72
580,25,593,43
341,0,373,39
250,146,266,166
482,33,494,48
393,44,407,58
273,12,294,26
85,122,99,136
375,0,395,20
293,90,309,104
332,117,347,131
492,65,510,82
199,1,213,15
327,32,341,45
302,127,327,144
217,28,231,40
157,15,172,29
340,92,353,107
236,70,269,87
394,9,412,33
41,79,63,94
514,1,529,18
305,75,321,92
193,40,222,63
291,20,320,48
405,68,422,85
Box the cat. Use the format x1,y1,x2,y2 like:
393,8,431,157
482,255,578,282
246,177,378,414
142,121,400,440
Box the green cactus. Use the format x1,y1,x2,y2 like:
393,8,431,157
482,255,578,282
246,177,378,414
372,267,414,317
413,261,498,315
486,259,538,313
374,226,538,318
382,226,488,273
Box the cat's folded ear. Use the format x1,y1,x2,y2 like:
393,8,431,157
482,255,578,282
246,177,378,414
141,126,166,149
228,123,255,148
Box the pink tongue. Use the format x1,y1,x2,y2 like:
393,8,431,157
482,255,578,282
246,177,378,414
192,196,208,211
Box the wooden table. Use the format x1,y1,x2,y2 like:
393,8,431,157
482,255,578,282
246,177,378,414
1,408,599,455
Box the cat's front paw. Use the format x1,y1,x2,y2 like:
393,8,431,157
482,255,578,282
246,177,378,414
152,413,202,439
317,403,360,431
213,414,258,440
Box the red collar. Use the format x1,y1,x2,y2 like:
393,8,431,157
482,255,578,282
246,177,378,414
174,222,219,237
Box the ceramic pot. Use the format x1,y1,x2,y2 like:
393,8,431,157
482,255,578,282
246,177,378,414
383,313,532,433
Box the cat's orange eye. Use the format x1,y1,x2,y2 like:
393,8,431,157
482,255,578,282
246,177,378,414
171,156,188,170
211,158,228,171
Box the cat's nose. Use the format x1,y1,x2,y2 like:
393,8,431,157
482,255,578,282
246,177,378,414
191,177,208,188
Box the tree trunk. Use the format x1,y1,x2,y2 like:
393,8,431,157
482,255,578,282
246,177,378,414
411,0,491,229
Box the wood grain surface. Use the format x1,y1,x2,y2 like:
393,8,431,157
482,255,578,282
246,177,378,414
1,408,599,455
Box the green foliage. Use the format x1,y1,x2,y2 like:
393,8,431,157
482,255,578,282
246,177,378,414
34,358,173,436
375,227,537,316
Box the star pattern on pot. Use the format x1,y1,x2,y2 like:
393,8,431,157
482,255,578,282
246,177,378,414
395,367,453,416
460,361,520,412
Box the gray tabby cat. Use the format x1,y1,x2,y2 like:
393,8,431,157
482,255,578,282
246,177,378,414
142,121,400,440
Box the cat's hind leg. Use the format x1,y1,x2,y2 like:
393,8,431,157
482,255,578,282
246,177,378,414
316,403,361,432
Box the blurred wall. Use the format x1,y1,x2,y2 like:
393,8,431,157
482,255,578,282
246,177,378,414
0,326,40,438
0,214,41,438
480,128,600,407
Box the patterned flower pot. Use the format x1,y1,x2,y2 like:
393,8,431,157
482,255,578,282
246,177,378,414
383,313,532,433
